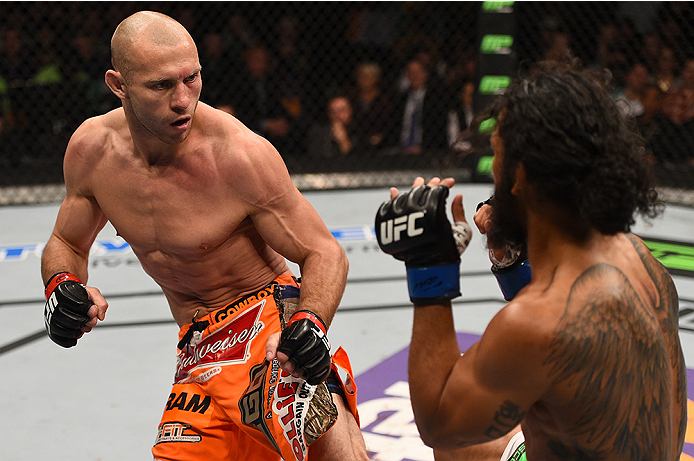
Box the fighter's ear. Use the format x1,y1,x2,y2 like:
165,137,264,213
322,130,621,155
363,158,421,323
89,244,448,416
511,162,527,197
105,70,127,99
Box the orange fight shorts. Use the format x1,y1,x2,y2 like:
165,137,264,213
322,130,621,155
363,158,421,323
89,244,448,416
152,274,359,461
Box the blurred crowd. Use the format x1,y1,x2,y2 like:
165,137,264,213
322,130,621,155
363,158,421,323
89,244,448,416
1,2,694,180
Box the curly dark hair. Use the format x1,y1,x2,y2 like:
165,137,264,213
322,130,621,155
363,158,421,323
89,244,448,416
481,60,662,237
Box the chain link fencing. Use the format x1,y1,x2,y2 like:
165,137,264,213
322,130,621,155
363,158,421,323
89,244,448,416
1,2,693,205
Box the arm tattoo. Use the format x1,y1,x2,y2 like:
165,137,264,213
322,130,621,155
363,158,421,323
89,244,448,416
543,262,678,461
483,400,525,439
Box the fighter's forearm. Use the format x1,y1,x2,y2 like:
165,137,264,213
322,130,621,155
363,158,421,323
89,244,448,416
295,243,348,329
41,234,90,284
408,303,464,448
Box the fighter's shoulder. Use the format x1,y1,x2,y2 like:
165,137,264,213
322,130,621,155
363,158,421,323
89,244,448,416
66,109,126,159
200,104,284,172
624,232,666,272
491,291,561,341
473,292,560,390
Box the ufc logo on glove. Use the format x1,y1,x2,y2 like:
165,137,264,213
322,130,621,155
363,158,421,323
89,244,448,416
378,211,425,244
376,185,471,305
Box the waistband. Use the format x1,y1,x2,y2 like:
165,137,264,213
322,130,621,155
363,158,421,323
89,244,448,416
177,274,299,351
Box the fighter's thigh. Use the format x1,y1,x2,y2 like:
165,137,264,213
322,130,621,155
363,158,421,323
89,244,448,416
307,395,369,461
151,383,235,460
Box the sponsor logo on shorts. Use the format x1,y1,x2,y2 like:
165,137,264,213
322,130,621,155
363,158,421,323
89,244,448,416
174,300,266,383
176,365,222,384
273,372,314,461
165,391,212,414
239,361,282,454
154,422,202,445
214,283,276,323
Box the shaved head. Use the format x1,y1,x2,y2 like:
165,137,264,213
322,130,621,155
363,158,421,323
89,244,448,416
111,11,194,81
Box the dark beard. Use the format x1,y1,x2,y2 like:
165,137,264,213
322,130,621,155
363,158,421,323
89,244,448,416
487,172,527,251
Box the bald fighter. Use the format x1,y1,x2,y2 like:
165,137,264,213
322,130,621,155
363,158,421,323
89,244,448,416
377,61,686,461
41,11,367,461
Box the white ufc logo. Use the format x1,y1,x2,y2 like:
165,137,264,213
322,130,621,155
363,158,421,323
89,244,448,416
379,211,425,244
44,293,58,334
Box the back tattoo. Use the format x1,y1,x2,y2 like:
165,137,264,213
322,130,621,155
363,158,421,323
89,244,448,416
543,234,685,460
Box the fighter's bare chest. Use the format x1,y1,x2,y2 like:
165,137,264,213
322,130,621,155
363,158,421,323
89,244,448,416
93,165,248,255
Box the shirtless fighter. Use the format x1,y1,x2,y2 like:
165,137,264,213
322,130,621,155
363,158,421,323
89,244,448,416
41,11,367,461
377,62,686,460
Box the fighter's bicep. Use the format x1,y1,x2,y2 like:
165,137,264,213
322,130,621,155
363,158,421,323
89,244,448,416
438,308,552,441
251,191,333,264
239,139,334,263
52,194,108,255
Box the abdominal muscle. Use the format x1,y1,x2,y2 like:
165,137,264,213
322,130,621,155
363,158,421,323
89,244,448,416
131,224,292,326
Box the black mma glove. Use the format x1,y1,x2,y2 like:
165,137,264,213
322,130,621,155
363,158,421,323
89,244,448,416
277,310,331,385
376,185,472,305
44,272,93,348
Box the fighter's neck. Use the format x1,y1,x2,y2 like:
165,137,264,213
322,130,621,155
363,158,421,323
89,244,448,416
524,210,599,278
132,138,182,166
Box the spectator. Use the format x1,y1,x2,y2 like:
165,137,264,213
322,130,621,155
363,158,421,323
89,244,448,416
392,17,440,87
395,50,445,94
272,15,308,121
346,62,391,149
443,45,476,87
222,13,258,66
660,80,694,165
447,79,475,148
655,46,678,93
593,22,629,88
655,3,691,51
543,30,573,63
635,83,668,163
390,59,448,154
70,34,114,114
307,95,358,160
0,27,34,136
680,57,694,91
199,32,229,107
640,32,662,73
0,28,34,85
231,46,293,152
613,62,649,118
32,25,62,84
69,34,104,84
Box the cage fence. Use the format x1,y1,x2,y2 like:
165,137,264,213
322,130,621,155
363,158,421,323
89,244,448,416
1,1,693,206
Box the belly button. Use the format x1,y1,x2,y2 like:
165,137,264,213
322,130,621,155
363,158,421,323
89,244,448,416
199,243,211,250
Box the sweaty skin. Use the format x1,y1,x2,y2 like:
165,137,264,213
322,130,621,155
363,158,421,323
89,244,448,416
40,13,370,460
46,103,346,328
40,11,347,371
404,173,685,461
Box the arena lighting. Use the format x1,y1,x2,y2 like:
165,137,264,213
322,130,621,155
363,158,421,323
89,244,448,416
474,2,516,177
480,34,514,55
482,1,515,13
475,1,517,107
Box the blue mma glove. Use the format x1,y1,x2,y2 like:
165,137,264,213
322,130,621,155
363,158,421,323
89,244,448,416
376,185,471,305
490,244,532,301
475,197,532,301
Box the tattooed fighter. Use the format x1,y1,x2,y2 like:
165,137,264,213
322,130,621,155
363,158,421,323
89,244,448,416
376,61,686,461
